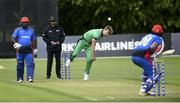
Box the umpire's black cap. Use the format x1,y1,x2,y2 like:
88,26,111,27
49,16,57,22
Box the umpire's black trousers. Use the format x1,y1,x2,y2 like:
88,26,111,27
46,50,61,78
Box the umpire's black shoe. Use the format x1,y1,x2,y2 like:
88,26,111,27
46,77,50,79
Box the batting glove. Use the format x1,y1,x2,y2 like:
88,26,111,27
13,43,22,50
33,48,38,55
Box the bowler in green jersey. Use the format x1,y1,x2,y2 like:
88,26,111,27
66,25,113,80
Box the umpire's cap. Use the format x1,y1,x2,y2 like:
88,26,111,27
49,16,57,22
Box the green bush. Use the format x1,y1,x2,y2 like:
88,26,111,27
58,0,180,35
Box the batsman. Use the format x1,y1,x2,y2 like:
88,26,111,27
66,25,113,80
12,17,37,83
132,24,164,96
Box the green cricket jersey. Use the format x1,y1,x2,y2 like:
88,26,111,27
70,29,103,74
83,29,102,43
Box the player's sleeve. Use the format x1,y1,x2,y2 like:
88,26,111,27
93,32,99,40
151,38,164,57
42,27,51,45
31,29,36,41
155,38,162,46
12,28,18,40
58,28,65,43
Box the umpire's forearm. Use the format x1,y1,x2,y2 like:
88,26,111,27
42,37,51,45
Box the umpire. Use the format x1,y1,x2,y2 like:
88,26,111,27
42,16,65,79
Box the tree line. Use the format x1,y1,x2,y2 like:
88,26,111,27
58,0,180,35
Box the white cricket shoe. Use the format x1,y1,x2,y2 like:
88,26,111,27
17,79,23,83
65,59,71,67
83,74,89,81
28,78,34,82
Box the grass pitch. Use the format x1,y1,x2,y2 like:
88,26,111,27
0,56,180,102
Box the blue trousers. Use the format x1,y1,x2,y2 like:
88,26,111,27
132,56,153,78
16,53,35,81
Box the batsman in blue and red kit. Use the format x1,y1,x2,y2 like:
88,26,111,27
12,17,38,82
132,24,164,96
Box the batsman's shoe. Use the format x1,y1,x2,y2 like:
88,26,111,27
83,74,89,81
138,91,150,96
65,59,71,67
147,91,154,96
28,79,34,83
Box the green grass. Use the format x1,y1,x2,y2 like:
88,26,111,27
0,56,180,102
